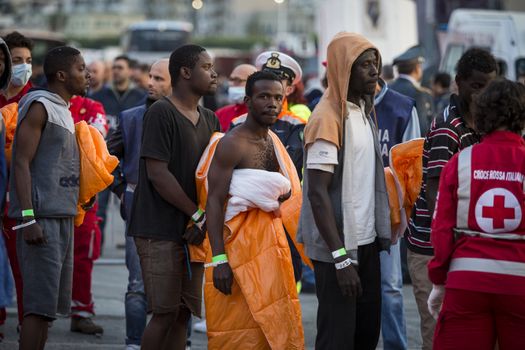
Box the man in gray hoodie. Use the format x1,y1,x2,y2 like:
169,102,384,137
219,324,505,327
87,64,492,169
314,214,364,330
8,46,90,350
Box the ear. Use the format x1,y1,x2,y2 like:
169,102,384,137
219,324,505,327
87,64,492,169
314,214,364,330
180,67,191,80
56,70,67,83
285,85,295,97
244,95,250,106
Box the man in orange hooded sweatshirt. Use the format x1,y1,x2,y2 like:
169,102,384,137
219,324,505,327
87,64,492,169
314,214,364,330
298,32,392,350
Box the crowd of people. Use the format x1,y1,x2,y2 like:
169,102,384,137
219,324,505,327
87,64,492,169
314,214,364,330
0,27,524,350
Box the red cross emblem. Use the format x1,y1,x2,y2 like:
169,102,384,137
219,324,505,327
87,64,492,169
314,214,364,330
475,188,522,233
481,195,515,229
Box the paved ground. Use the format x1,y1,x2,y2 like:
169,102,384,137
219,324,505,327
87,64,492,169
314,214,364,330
0,196,424,349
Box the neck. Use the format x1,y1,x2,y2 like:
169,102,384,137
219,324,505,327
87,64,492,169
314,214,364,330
5,83,24,99
170,85,201,111
114,80,129,93
347,94,361,106
243,115,270,139
458,96,474,128
47,83,72,103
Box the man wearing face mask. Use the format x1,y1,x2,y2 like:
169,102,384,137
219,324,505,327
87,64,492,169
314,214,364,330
215,64,257,132
0,31,33,107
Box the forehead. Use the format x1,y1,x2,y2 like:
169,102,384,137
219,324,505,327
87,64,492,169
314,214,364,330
355,49,377,64
10,47,31,58
71,55,85,67
114,58,129,67
196,51,212,65
252,79,283,94
150,61,169,77
464,69,497,83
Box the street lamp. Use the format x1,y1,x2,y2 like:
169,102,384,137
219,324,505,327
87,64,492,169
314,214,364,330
192,0,203,10
274,0,285,3
274,0,286,42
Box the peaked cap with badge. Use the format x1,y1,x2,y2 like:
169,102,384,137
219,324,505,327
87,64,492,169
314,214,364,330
255,51,302,85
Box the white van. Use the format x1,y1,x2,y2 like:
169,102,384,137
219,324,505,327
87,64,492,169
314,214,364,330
440,9,525,81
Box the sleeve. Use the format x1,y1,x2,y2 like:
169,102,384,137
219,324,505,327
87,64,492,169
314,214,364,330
428,155,459,285
87,100,108,137
212,111,222,133
140,104,173,162
306,140,338,173
402,106,421,142
107,118,126,197
426,121,460,179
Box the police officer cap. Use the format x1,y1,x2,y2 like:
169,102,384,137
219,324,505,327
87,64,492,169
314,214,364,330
393,45,425,65
255,51,302,85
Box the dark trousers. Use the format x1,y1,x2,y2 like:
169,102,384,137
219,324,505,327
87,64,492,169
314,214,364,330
312,241,381,350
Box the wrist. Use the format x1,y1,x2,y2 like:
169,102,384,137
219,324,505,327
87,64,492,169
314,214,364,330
191,208,205,223
335,258,352,270
22,209,34,219
205,253,229,268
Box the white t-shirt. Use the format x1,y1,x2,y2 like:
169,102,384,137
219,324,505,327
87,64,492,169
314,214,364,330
306,101,377,246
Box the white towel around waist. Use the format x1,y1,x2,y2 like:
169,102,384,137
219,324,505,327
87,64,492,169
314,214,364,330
224,168,291,222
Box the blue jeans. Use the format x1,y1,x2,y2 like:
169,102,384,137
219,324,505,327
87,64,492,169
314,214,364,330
124,190,147,346
380,242,407,350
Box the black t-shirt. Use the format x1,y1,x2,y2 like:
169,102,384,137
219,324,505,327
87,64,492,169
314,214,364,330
128,97,221,242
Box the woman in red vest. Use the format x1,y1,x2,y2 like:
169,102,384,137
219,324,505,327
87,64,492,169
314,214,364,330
428,79,525,349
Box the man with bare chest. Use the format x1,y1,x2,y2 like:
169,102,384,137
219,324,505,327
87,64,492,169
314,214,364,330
198,71,305,349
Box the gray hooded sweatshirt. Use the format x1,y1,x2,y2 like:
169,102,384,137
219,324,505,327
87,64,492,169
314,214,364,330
8,89,79,219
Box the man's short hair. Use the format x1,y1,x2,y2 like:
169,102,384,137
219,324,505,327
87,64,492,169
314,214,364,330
114,55,132,67
396,61,419,75
433,72,451,89
168,44,206,85
474,78,525,135
245,71,282,97
3,31,33,52
44,46,81,83
456,48,497,80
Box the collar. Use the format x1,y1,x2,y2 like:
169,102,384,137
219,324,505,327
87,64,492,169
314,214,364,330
481,130,525,145
398,74,420,87
374,78,388,105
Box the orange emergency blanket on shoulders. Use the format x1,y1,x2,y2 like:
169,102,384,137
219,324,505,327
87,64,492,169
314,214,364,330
0,102,18,166
75,121,119,226
193,131,305,350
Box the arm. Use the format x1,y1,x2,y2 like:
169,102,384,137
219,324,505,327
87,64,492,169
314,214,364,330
146,159,198,217
107,118,126,197
401,106,421,142
307,169,362,297
428,157,458,284
206,137,241,295
13,102,47,245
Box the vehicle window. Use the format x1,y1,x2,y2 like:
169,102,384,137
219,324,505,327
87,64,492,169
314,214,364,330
128,30,190,52
497,59,507,77
516,58,525,83
441,44,464,76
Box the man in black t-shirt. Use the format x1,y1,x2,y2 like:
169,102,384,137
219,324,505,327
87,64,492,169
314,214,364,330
128,45,220,350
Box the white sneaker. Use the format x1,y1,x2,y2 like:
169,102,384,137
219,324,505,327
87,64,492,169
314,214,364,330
193,319,207,333
125,345,140,350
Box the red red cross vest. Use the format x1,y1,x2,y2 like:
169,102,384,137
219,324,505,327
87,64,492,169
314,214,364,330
442,132,525,295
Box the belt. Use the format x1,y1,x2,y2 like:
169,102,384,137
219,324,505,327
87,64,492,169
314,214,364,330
454,228,525,241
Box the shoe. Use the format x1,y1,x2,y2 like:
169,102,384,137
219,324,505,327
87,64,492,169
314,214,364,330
70,317,104,335
193,319,207,333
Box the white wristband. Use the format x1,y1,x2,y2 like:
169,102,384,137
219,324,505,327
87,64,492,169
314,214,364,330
335,258,352,270
204,259,229,268
12,219,37,231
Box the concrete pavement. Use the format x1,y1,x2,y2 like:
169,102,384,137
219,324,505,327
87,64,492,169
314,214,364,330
0,196,424,349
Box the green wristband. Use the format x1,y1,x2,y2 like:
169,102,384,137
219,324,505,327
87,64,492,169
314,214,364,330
191,208,205,223
332,247,347,259
22,209,34,217
212,254,228,263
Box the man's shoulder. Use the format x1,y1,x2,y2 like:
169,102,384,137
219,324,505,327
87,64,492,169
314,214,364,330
121,104,147,118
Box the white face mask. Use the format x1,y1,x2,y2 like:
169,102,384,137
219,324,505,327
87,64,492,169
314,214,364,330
227,86,245,104
11,63,32,87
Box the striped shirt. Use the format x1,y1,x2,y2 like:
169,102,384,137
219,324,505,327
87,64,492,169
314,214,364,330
406,94,480,255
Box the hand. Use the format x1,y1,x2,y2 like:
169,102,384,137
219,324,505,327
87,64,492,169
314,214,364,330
427,284,445,319
22,221,46,245
335,260,362,297
183,222,206,245
213,262,233,295
81,196,96,211
278,190,292,203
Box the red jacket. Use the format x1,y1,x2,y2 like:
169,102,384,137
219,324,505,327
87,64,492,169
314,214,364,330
215,103,247,132
429,131,525,296
70,96,108,138
0,82,32,108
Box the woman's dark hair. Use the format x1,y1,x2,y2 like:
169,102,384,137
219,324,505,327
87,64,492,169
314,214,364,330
473,78,525,135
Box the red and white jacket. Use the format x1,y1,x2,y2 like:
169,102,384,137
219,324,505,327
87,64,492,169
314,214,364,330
428,131,525,296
